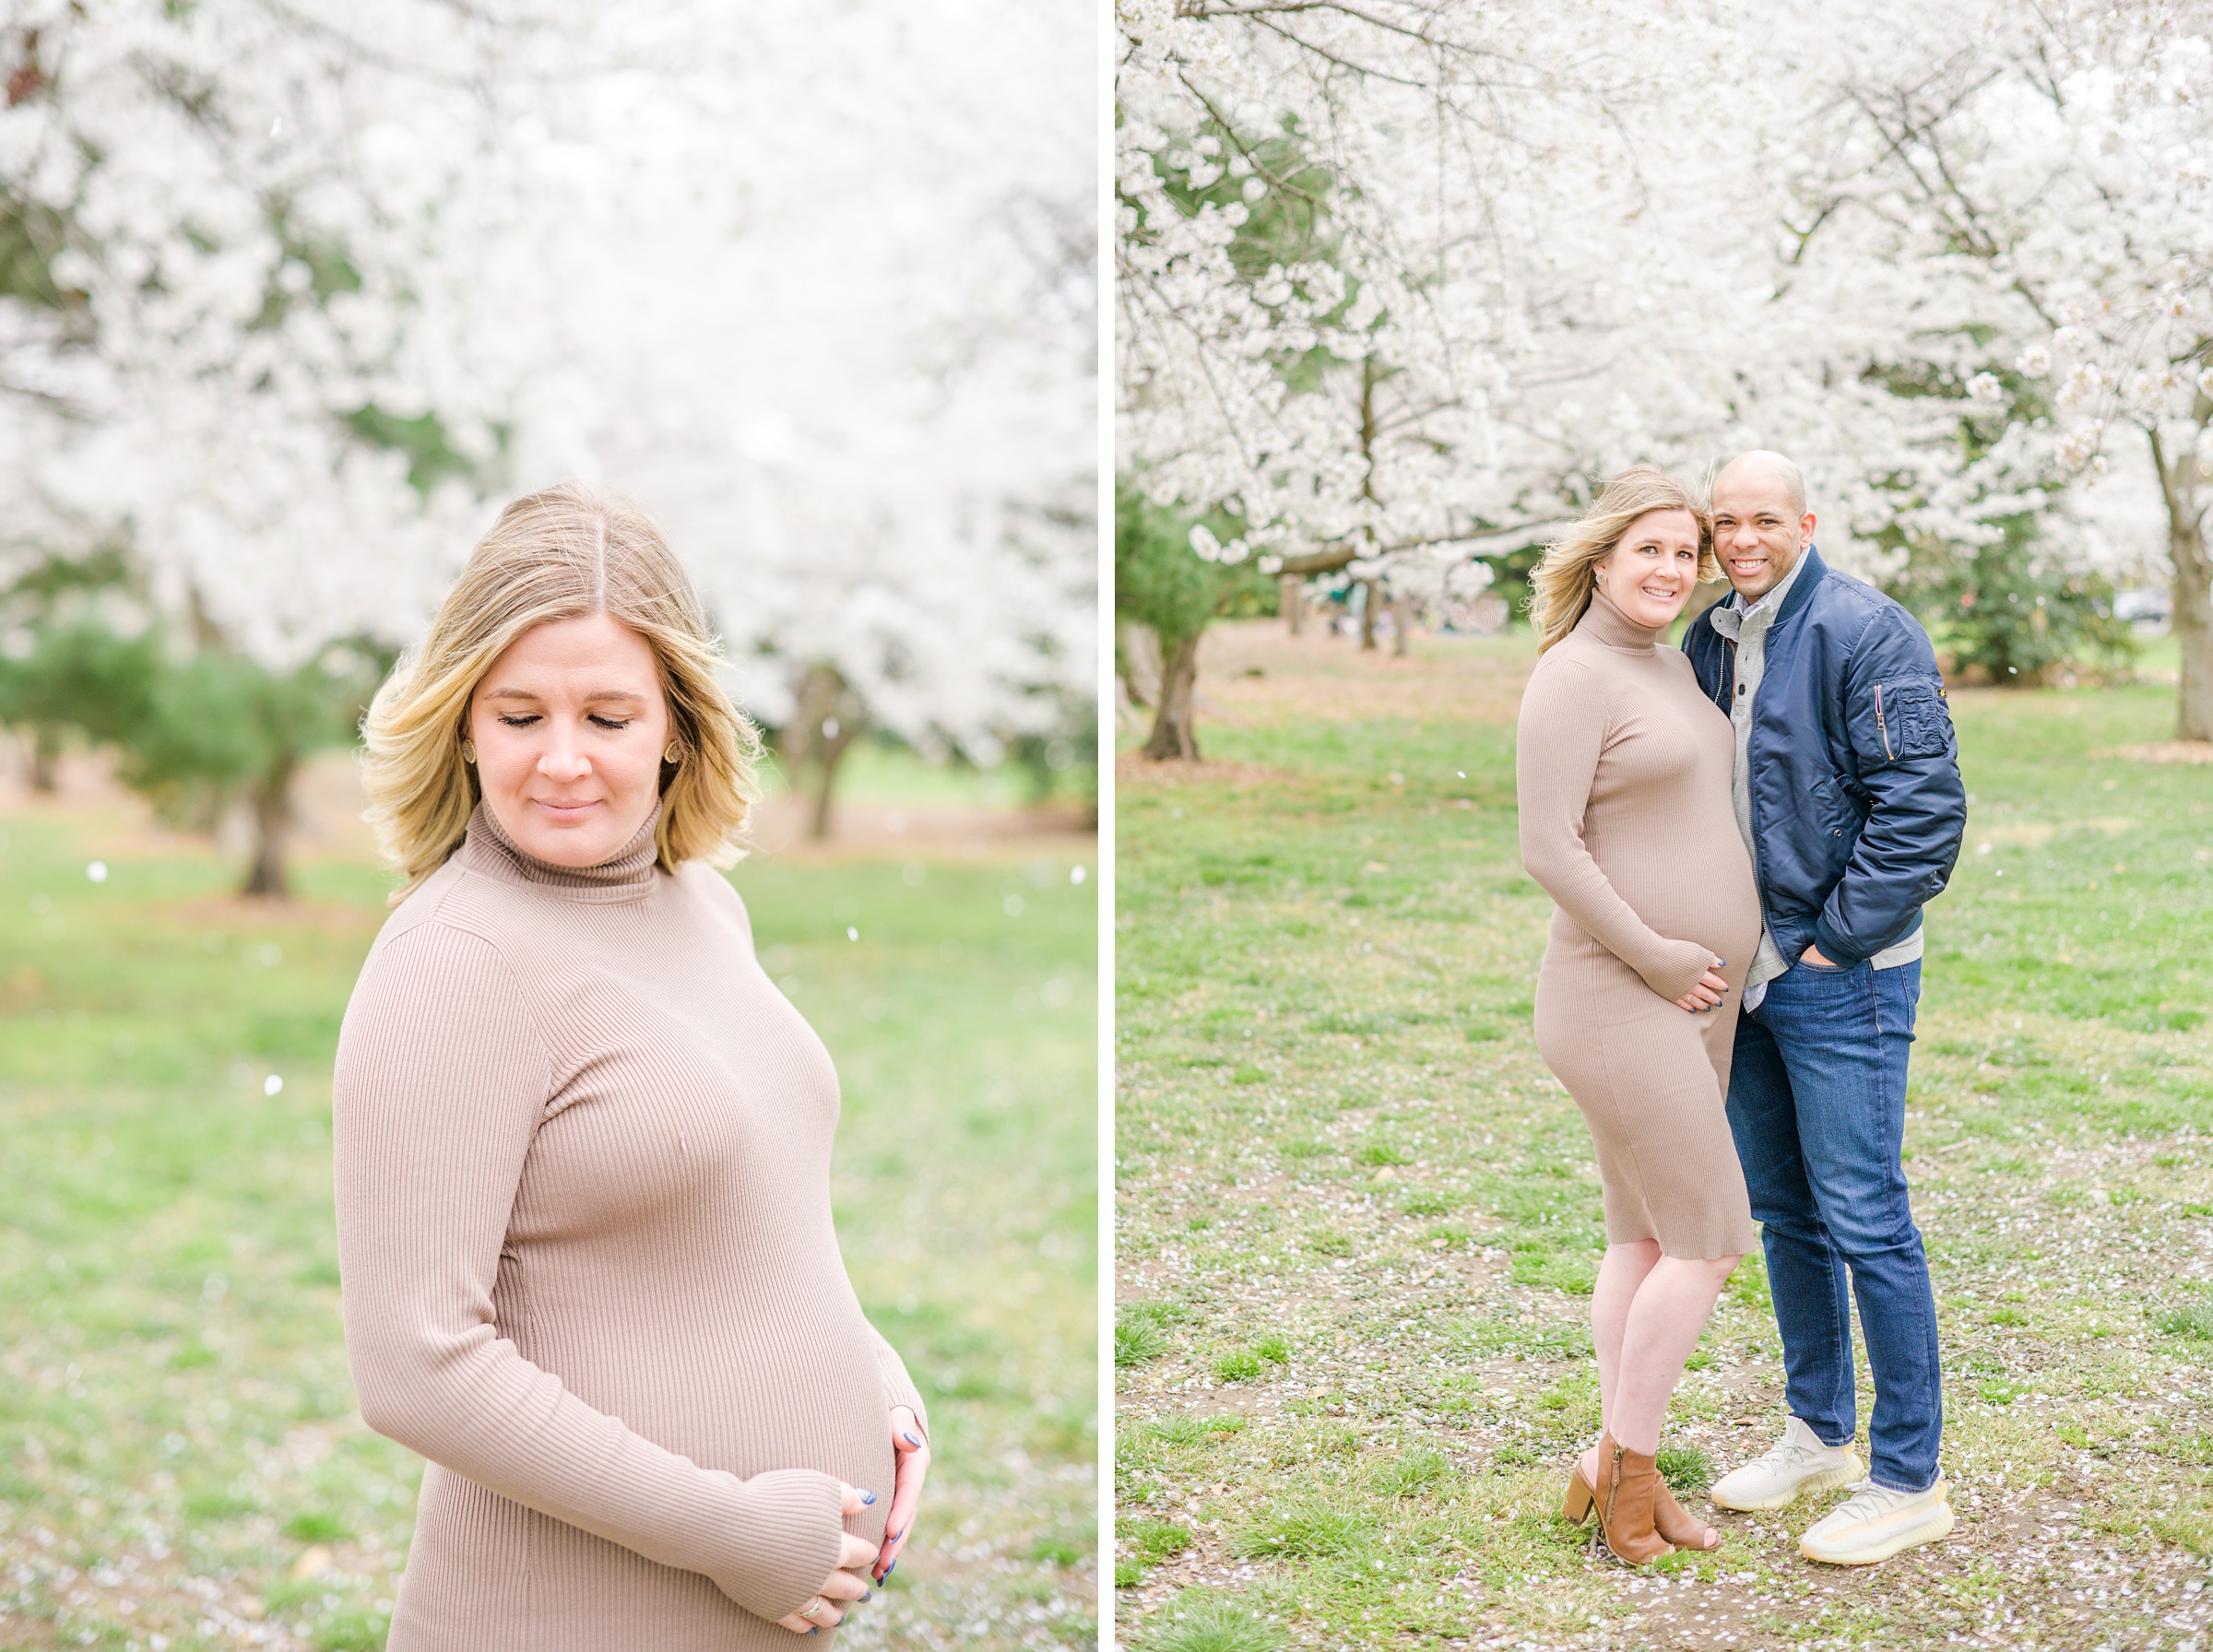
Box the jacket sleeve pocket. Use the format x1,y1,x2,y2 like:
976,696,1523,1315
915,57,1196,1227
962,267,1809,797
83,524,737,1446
1858,678,1952,765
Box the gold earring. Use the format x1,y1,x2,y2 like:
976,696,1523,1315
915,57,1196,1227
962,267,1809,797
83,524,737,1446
664,742,684,765
460,738,476,764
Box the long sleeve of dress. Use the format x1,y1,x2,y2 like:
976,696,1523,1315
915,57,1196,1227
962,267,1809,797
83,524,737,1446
332,922,846,1624
1517,656,1718,1003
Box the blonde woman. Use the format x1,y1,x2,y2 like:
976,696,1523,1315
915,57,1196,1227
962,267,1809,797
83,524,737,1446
332,484,929,1648
1513,466,1759,1564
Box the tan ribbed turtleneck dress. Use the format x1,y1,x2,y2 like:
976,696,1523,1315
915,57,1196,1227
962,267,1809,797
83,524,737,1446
1515,592,1762,1260
332,802,927,1650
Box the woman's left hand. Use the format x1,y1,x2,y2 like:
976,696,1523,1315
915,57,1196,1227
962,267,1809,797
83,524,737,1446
872,1406,929,1583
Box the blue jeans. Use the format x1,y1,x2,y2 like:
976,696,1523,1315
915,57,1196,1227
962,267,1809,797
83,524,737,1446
1728,959,1942,1493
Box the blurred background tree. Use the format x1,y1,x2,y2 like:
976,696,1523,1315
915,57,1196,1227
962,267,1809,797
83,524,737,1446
115,643,391,899
0,549,142,792
0,553,388,896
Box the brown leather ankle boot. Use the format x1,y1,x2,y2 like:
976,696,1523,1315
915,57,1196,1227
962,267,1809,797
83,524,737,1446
1593,1432,1675,1565
1652,1477,1719,1552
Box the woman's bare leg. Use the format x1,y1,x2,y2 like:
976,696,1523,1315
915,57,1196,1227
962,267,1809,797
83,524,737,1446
1611,1255,1741,1455
1582,1240,1661,1487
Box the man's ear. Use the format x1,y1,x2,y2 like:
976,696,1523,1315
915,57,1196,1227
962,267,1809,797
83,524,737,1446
1800,511,1817,549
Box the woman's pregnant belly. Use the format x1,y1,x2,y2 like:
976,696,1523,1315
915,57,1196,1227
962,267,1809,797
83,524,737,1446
392,1299,893,1650
517,1304,894,1536
1595,850,1761,969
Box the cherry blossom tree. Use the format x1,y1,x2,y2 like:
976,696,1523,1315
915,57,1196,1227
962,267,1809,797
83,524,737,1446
0,1,492,651
1759,0,2213,726
1116,0,2205,753
1,0,1095,874
1114,0,1774,730
0,0,499,888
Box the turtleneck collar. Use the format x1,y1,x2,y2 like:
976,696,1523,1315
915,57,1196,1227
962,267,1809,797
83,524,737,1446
459,797,665,903
1575,586,1665,653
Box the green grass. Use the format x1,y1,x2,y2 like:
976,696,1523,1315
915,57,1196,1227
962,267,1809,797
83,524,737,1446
758,738,1086,808
2157,1304,2213,1341
0,796,1095,1650
1231,1500,1375,1560
1654,1446,1712,1493
1116,625,2213,1646
1368,1445,1450,1499
1138,1588,1287,1652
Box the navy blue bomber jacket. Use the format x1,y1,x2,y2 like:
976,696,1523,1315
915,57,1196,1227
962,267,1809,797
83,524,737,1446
1679,547,1968,968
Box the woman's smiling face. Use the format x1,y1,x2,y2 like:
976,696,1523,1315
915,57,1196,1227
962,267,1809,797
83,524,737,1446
1593,507,1705,630
467,611,672,867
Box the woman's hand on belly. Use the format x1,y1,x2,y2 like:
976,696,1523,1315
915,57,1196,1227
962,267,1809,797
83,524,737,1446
872,1405,930,1584
776,1483,879,1635
1672,954,1728,1015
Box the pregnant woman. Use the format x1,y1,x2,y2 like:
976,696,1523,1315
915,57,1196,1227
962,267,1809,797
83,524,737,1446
334,484,929,1647
1515,466,1761,1564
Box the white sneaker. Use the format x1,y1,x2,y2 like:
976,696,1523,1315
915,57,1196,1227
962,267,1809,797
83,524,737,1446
1710,1416,1864,1512
1798,1475,1954,1565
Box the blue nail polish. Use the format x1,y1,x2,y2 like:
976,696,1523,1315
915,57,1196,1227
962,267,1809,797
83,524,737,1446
806,1631,819,1638
886,1562,897,1578
902,1432,922,1446
860,1490,878,1505
862,1589,873,1602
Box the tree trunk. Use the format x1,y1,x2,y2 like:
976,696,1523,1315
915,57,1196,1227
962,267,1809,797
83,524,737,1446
1118,621,1162,707
782,662,865,841
1143,633,1201,760
1281,574,1305,636
241,752,296,899
2174,524,2213,740
2150,419,2213,741
808,721,858,841
1390,594,1412,657
1358,580,1379,651
29,725,59,792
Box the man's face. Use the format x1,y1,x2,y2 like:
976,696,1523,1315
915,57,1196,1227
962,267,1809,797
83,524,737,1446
1710,467,1815,600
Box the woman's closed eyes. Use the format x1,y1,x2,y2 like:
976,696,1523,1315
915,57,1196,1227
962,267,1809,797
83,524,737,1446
496,713,636,731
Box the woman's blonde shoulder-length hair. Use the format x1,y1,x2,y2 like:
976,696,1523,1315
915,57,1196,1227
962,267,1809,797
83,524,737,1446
361,482,763,905
1528,466,1718,653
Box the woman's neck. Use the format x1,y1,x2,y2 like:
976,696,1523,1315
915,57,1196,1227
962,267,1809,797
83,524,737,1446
1578,587,1665,651
464,798,664,902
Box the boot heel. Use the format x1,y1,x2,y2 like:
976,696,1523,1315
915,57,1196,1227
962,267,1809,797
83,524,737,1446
1561,1469,1594,1524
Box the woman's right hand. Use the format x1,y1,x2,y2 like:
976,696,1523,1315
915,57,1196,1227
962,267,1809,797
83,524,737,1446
1673,956,1728,1014
776,1482,878,1635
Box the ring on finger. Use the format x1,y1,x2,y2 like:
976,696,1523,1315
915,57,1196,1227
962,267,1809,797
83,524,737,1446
799,1598,831,1622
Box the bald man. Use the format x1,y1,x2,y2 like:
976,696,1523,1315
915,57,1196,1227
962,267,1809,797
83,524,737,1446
1679,452,1966,1566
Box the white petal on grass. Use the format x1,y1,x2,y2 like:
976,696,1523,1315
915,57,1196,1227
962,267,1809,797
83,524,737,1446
86,861,109,882
264,1075,285,1096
